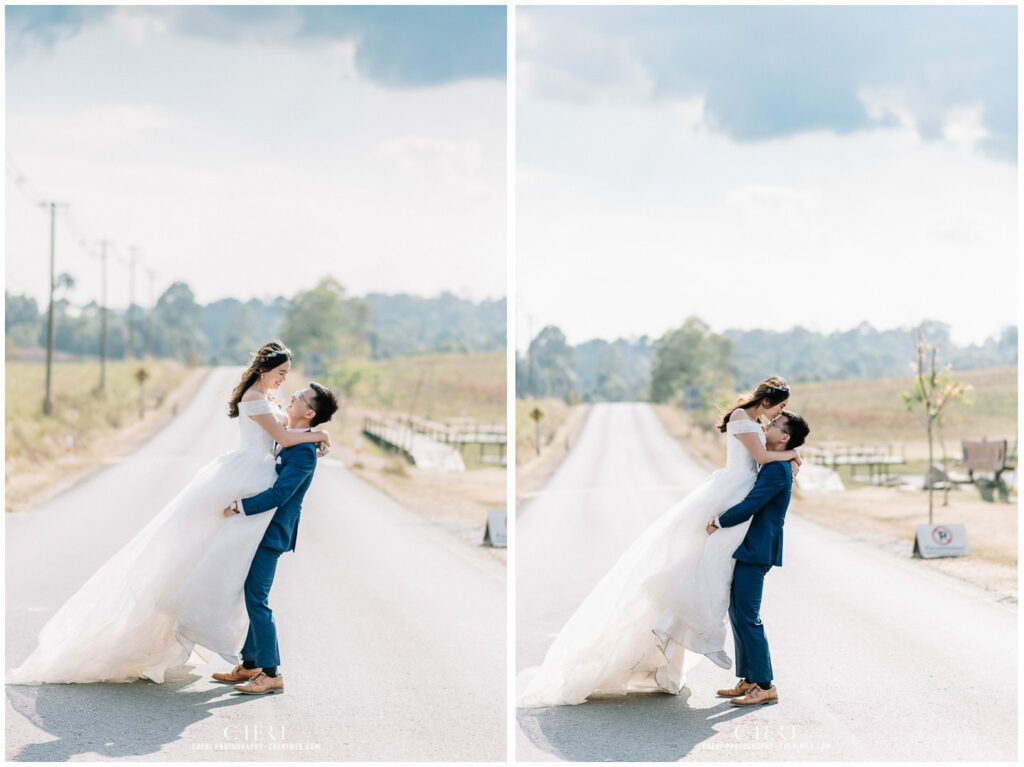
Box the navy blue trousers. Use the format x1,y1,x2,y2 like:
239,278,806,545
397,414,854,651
241,545,282,668
729,560,773,685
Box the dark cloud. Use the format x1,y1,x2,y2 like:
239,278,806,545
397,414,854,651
296,6,505,87
6,5,113,54
524,6,1017,161
6,5,505,87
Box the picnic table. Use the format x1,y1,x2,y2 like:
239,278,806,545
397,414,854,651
802,442,906,484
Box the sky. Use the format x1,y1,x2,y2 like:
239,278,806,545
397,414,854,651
5,5,507,311
516,6,1017,347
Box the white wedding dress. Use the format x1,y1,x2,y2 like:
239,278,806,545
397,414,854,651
517,418,765,707
7,398,283,685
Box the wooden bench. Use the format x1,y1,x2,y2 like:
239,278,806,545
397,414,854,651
961,440,1015,484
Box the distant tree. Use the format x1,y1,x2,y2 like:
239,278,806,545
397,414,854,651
527,325,577,403
592,344,630,402
154,282,206,362
5,292,41,348
901,329,973,520
217,302,258,364
364,292,505,358
997,326,1017,364
650,317,733,404
280,277,371,365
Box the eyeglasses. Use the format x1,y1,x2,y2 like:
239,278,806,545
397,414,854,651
292,390,316,411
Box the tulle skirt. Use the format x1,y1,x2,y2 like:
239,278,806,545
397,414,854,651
6,447,278,685
517,465,756,707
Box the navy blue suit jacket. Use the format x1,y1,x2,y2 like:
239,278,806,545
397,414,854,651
241,441,317,553
718,460,792,567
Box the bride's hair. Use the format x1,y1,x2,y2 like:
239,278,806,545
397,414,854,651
716,375,790,433
227,341,293,418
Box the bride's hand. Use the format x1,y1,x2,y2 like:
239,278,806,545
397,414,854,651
790,458,801,479
316,442,330,458
316,430,331,447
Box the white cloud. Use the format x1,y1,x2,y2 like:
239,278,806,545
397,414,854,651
5,19,506,310
942,103,989,153
109,6,176,44
517,95,1016,348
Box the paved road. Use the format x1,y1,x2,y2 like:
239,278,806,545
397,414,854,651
6,368,506,762
516,402,1017,761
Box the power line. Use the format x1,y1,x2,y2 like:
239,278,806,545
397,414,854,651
6,151,166,352
4,151,45,206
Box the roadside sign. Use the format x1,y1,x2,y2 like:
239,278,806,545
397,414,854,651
912,524,969,558
483,509,507,547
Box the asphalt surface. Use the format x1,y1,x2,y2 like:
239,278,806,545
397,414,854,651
6,368,506,762
516,402,1017,761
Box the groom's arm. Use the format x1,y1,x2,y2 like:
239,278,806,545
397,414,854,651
240,445,316,515
715,462,787,529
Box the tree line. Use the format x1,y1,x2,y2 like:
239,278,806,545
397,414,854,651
5,279,507,366
516,318,1017,405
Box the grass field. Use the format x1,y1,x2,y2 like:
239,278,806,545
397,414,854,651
331,352,505,424
298,353,506,553
6,357,201,512
787,366,1017,448
301,352,506,471
675,366,1017,467
515,398,574,466
654,368,1018,598
6,358,192,466
657,366,1018,484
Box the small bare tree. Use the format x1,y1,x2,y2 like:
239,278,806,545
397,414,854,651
901,330,972,523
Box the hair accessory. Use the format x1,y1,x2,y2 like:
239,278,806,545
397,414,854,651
261,347,291,362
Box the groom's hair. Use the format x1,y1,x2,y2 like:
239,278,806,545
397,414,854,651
779,410,809,449
308,382,339,427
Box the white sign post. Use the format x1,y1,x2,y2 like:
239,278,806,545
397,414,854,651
913,524,969,558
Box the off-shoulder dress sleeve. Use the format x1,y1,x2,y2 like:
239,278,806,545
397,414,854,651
237,399,273,417
726,418,764,435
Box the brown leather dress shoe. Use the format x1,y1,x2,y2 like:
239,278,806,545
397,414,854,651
717,679,757,698
730,685,778,706
234,671,284,695
212,664,261,683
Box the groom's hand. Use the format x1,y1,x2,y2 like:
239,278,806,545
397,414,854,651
706,522,717,535
223,506,239,517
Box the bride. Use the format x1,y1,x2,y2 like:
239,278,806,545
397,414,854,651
7,341,330,685
517,376,799,707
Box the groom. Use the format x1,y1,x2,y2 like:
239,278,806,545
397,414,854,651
706,409,810,706
213,381,339,695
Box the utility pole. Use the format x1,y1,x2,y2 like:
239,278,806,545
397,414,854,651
40,201,66,415
97,240,110,390
128,247,139,359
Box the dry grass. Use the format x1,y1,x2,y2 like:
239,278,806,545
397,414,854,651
789,366,1017,456
5,361,208,512
516,403,592,502
339,352,505,423
652,386,1018,600
289,370,507,562
515,398,575,465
